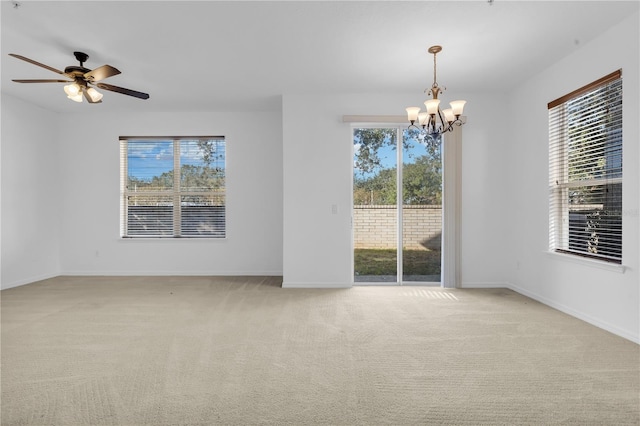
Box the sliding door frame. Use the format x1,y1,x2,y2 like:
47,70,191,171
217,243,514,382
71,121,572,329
348,119,461,288
441,126,461,288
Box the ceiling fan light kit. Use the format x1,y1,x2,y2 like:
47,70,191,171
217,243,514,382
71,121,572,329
406,45,466,141
9,51,149,104
63,82,82,102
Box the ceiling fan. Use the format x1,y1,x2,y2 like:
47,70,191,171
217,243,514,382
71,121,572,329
9,51,149,103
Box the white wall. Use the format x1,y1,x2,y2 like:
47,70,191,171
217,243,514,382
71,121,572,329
1,95,61,289
282,92,509,288
56,110,283,276
507,12,639,343
459,92,512,288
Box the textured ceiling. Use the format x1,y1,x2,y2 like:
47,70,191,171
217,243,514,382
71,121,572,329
1,1,638,113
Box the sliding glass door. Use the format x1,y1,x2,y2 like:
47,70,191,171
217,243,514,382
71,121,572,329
353,127,442,285
401,129,442,282
353,128,398,282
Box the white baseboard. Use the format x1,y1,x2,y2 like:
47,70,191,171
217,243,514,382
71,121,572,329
59,270,283,277
1,272,60,290
460,281,510,289
282,281,352,289
507,282,639,344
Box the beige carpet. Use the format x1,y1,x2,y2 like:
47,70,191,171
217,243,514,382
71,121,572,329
1,276,638,425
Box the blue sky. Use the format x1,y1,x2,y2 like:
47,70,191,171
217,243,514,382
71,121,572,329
127,140,225,181
128,141,173,180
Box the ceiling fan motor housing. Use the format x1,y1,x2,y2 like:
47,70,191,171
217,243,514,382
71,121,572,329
73,51,89,65
65,52,90,77
64,65,91,76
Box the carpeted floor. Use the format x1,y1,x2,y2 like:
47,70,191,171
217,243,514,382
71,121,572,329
1,276,638,425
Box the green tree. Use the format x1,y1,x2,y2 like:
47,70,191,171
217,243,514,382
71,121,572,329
128,166,224,191
128,140,225,191
353,155,441,205
196,139,224,166
402,154,442,205
353,128,397,174
180,164,225,190
353,128,442,206
354,168,397,205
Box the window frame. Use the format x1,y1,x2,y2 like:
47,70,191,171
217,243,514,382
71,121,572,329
119,136,226,239
548,70,623,264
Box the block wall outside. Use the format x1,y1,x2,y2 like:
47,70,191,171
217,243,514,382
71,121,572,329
353,205,442,250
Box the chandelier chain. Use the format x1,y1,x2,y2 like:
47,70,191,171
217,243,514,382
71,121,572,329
433,50,437,88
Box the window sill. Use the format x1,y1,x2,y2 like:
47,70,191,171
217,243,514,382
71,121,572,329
118,237,227,243
545,251,626,273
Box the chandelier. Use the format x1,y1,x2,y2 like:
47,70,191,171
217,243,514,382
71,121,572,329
405,45,466,141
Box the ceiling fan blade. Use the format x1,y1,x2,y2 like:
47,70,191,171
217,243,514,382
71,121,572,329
9,53,65,75
84,64,121,82
96,83,149,100
12,79,71,83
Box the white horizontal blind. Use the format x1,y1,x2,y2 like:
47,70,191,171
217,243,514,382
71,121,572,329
120,137,226,238
548,71,622,263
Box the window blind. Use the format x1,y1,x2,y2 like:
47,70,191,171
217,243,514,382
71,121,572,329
548,70,622,263
120,137,226,238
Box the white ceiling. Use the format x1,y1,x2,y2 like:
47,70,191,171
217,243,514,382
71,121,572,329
2,1,638,113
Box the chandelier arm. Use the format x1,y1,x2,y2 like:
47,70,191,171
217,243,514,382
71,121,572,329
444,122,454,133
440,117,453,133
444,117,464,133
436,108,448,131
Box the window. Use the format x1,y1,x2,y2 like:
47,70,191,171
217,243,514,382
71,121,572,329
548,70,622,263
120,137,226,238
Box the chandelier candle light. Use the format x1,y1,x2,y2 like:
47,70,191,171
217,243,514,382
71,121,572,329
406,45,466,141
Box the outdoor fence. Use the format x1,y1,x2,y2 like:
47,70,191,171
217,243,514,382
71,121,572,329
353,205,442,250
